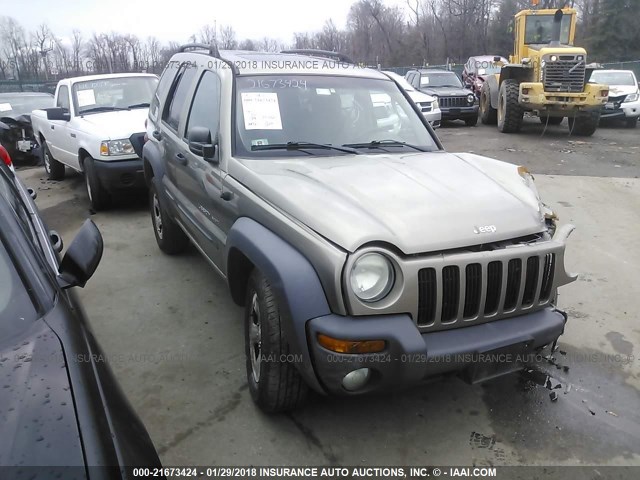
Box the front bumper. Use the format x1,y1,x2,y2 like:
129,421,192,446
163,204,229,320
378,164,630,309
423,109,441,128
92,158,145,191
600,100,640,119
519,82,608,112
307,307,566,395
441,105,478,120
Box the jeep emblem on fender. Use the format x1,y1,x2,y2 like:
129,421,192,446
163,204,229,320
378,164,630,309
474,225,497,234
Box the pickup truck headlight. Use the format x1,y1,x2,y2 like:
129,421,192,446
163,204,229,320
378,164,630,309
623,92,639,103
100,139,135,156
349,253,395,303
432,98,439,110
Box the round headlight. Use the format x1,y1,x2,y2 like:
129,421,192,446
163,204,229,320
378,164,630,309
349,253,394,303
550,55,558,62
467,93,475,103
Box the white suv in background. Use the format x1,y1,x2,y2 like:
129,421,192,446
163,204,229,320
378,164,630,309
383,71,441,128
590,69,640,128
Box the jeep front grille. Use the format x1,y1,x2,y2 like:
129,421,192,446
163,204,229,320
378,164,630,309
543,60,585,93
417,253,556,329
438,96,468,108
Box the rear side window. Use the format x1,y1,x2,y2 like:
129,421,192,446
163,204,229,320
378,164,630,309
151,65,177,121
57,85,70,110
185,71,221,140
162,64,198,131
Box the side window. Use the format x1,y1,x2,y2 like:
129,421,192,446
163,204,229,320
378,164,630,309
162,64,198,132
185,71,221,141
56,85,70,110
151,65,176,121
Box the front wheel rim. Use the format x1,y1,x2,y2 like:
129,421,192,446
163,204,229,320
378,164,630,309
44,151,50,173
248,293,262,384
85,174,93,201
153,193,163,239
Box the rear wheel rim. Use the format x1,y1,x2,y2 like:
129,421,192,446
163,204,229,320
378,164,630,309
153,193,163,239
85,173,93,202
44,150,51,173
249,293,262,384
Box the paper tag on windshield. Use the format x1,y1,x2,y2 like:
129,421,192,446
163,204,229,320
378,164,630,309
76,89,96,107
241,92,282,130
0,103,12,112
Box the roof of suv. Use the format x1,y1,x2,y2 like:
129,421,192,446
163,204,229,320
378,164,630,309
176,50,390,79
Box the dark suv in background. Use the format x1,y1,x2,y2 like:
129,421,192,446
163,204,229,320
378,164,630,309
405,69,478,126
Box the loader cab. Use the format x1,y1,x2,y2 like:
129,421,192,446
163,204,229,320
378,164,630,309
511,8,577,64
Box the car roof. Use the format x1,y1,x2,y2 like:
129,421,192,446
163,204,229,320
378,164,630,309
468,55,507,62
413,69,453,74
173,50,391,80
66,73,158,84
595,69,635,75
0,92,53,97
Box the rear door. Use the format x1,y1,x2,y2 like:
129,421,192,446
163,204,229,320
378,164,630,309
159,63,198,221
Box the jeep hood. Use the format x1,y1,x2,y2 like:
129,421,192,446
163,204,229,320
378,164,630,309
77,108,148,139
236,152,546,254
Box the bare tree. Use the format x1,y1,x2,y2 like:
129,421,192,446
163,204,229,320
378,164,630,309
219,25,237,50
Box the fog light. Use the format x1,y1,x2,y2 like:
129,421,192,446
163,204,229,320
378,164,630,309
342,368,371,391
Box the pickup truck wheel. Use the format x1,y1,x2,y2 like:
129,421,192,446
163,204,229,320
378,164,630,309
479,83,497,125
84,157,110,210
43,144,65,180
149,181,189,254
245,269,308,413
497,79,523,133
625,117,638,128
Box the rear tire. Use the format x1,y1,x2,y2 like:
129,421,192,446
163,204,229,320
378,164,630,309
43,143,65,180
479,83,497,125
540,116,563,125
245,269,309,413
497,79,524,133
84,157,110,211
149,180,189,255
568,112,600,136
625,117,638,128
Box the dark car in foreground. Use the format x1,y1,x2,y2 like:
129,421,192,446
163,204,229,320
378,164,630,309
0,92,54,163
0,149,163,477
406,69,478,125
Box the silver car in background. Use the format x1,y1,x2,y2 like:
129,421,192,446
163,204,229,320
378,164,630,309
383,70,441,128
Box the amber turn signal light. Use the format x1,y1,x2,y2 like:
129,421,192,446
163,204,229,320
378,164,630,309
317,334,386,354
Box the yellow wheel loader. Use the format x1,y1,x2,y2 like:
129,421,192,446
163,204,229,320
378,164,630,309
479,6,609,136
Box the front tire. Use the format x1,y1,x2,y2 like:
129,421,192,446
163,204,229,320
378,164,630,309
497,79,524,133
43,143,65,180
84,157,110,211
568,112,600,136
245,269,308,413
149,180,189,254
479,83,497,125
465,115,478,127
625,117,638,128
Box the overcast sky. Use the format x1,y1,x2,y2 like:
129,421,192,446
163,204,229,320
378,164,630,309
0,0,408,46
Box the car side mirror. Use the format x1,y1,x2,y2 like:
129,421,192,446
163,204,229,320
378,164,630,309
57,219,103,289
188,126,217,163
46,107,70,121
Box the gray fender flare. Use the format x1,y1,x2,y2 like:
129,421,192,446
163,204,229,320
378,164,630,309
142,141,166,187
225,217,331,392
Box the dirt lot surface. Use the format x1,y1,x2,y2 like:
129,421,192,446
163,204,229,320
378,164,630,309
16,118,640,471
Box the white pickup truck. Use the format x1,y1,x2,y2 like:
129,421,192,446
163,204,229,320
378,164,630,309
31,73,158,209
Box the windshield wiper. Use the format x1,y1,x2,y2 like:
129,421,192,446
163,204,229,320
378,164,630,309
80,106,127,114
127,102,150,109
251,141,359,154
342,140,427,152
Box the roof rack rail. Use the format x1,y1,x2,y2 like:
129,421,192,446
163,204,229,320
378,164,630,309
280,49,354,64
176,43,238,74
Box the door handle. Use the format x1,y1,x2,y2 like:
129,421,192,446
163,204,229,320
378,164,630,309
152,130,162,141
50,125,55,130
70,133,76,138
175,153,188,165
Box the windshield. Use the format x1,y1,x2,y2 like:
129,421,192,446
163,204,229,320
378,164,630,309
420,72,462,88
72,76,158,114
383,72,415,92
524,14,572,44
589,71,637,86
0,94,54,116
234,75,438,158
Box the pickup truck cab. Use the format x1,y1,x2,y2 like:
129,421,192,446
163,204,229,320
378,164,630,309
31,73,158,210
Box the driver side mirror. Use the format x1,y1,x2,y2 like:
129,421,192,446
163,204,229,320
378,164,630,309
57,219,103,289
46,107,70,121
187,126,217,163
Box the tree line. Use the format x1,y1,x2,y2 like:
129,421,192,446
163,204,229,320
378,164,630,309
1,0,639,82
